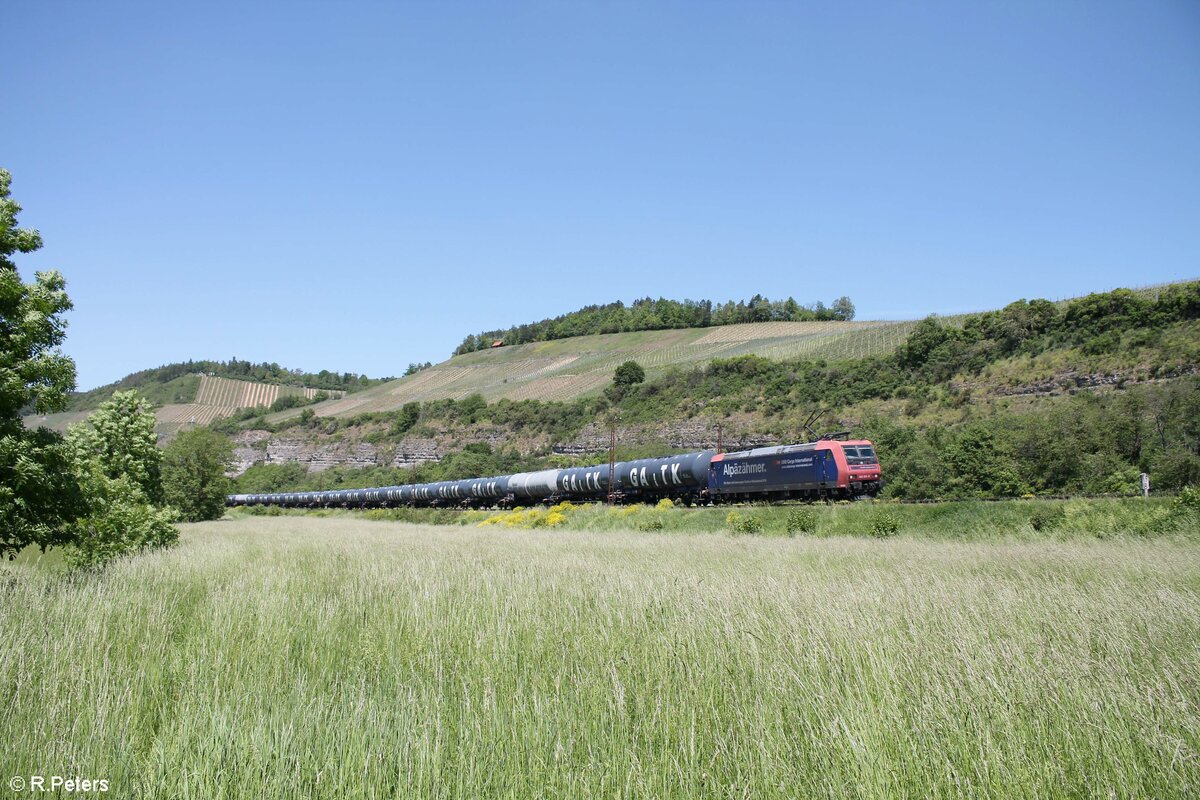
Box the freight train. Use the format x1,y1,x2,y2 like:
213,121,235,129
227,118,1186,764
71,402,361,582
227,438,881,509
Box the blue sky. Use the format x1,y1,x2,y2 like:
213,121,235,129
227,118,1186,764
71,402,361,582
5,1,1198,390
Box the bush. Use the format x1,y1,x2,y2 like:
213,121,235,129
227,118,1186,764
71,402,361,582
389,402,421,437
1174,486,1200,514
67,390,163,503
871,510,900,537
1081,330,1121,355
1135,507,1179,536
786,508,818,536
269,394,307,413
726,511,764,535
478,505,573,529
1029,505,1066,532
1138,486,1200,536
66,474,178,570
637,517,665,531
244,505,285,516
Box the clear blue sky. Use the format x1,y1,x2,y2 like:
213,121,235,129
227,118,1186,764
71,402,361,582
5,1,1198,390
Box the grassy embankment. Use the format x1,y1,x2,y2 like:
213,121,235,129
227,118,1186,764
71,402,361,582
239,496,1192,540
3,516,1198,798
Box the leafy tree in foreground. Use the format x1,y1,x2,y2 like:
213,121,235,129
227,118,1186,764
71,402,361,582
0,167,85,559
62,470,177,570
66,391,177,569
162,428,235,522
67,390,163,502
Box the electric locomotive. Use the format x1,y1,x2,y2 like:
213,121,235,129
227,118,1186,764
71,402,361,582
707,439,881,501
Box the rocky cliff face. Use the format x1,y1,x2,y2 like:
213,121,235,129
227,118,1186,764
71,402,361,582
232,431,442,475
950,364,1200,400
551,421,776,455
230,419,783,476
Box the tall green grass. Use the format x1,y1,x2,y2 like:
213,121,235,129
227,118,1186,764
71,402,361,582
285,496,1192,540
3,518,1198,797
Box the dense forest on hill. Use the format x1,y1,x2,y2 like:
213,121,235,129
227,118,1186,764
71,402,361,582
238,283,1200,500
64,359,393,412
453,294,856,354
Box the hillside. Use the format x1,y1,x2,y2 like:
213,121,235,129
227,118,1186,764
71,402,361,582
22,357,397,440
269,317,943,422
231,281,1200,501
285,282,1185,423
60,358,388,414
24,375,345,440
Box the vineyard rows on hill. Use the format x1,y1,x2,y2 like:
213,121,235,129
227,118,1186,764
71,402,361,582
193,377,341,408
26,375,347,440
270,318,925,420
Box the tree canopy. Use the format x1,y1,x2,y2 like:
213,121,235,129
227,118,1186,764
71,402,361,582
613,360,646,387
454,294,857,355
65,392,177,568
67,390,162,502
162,428,235,522
1,169,185,566
0,168,85,558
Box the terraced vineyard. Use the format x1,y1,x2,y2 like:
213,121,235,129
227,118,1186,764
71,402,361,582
152,377,346,437
193,376,335,408
154,403,234,433
273,317,938,421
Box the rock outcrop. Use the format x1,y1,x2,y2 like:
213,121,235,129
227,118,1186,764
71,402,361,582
231,431,440,475
231,420,794,477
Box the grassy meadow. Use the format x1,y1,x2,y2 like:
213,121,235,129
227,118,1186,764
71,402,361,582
3,516,1199,798
255,495,1191,540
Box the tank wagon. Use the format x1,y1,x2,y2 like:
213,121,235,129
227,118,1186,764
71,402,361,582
228,439,880,510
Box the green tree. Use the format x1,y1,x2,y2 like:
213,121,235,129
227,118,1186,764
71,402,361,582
236,462,308,493
831,296,856,321
67,390,163,503
940,426,1026,498
64,468,177,570
454,393,487,424
613,360,646,387
65,391,177,569
390,401,421,436
0,168,86,559
162,429,235,521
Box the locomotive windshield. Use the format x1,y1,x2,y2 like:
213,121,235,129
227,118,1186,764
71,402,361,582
844,446,879,466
